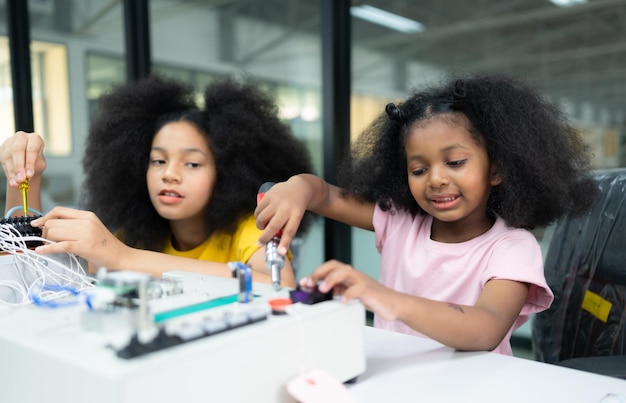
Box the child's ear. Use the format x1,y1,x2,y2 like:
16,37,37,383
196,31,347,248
490,165,502,186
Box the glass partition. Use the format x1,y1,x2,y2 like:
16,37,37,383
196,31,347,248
0,36,13,142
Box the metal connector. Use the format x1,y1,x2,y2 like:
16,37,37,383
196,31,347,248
265,236,285,291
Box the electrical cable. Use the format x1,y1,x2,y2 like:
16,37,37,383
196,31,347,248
4,206,44,218
0,223,92,308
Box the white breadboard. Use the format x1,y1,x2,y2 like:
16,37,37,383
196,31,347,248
0,271,366,403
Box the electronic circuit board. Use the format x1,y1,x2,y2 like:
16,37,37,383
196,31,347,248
0,271,366,403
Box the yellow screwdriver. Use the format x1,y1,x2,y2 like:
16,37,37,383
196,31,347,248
19,178,29,216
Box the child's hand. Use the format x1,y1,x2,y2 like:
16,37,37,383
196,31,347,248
255,176,312,255
32,206,130,270
301,260,400,322
0,131,47,186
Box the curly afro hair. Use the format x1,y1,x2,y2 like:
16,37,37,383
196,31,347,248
338,73,599,230
81,74,314,250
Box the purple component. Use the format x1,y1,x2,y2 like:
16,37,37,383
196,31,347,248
289,285,333,305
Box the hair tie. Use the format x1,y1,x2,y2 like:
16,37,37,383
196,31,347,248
386,103,404,121
452,79,466,110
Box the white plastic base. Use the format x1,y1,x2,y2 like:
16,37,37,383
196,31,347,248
0,271,366,403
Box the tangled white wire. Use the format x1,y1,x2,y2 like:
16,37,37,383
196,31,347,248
0,223,93,308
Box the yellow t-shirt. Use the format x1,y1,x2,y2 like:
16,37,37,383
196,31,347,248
161,215,262,263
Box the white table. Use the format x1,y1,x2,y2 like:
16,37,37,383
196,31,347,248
2,263,625,403
351,326,626,403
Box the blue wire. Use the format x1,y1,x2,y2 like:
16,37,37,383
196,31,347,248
4,206,44,218
30,284,82,308
85,294,93,311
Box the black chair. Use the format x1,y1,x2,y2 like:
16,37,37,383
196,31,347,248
532,168,626,379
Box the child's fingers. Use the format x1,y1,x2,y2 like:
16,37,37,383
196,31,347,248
255,206,303,255
310,260,355,292
3,132,45,184
255,209,289,246
24,134,44,178
276,212,304,254
7,132,29,183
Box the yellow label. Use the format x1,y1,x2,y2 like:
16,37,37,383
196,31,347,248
581,290,612,323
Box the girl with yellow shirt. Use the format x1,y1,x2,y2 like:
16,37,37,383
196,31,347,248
1,75,312,287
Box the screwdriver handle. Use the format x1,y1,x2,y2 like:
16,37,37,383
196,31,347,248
19,178,29,216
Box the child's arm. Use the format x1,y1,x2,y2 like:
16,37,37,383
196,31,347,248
31,206,295,287
0,132,46,216
255,173,375,254
304,261,529,352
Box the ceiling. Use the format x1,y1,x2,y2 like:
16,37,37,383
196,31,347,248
233,0,626,125
354,0,626,124
2,0,625,125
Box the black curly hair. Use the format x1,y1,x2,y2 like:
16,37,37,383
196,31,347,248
338,73,599,230
81,74,315,250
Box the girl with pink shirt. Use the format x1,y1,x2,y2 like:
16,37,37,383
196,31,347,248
256,73,599,354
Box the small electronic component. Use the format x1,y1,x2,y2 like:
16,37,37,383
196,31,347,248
0,179,43,249
268,297,292,315
86,268,268,359
289,284,334,305
0,215,42,237
116,306,269,359
228,261,253,303
98,270,153,308
264,235,285,291
0,215,43,249
146,277,184,299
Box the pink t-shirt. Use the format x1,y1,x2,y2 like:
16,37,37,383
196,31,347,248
373,205,554,355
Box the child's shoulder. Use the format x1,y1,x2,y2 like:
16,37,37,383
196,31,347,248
489,216,539,247
373,204,430,234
